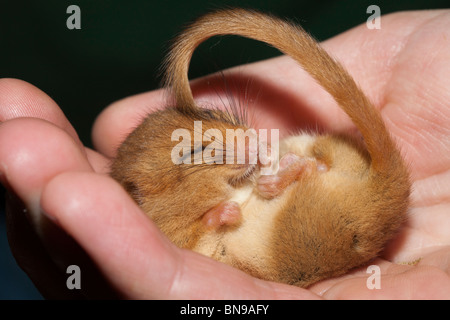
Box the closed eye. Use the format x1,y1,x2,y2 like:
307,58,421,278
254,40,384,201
180,144,208,163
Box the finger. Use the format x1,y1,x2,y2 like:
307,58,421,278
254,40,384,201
0,118,117,298
0,118,92,210
0,78,81,145
92,89,168,158
0,78,111,173
41,171,320,299
85,147,111,174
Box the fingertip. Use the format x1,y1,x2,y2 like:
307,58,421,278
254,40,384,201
92,89,167,158
0,118,92,209
0,78,79,141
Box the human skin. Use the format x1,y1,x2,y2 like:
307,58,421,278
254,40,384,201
0,10,449,299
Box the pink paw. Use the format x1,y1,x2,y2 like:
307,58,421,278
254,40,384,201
202,201,242,230
257,153,323,199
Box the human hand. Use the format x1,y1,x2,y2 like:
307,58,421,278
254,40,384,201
1,10,449,299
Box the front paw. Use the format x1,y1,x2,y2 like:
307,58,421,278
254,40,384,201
202,201,242,230
257,153,320,199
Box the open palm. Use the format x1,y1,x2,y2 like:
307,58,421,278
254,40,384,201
1,10,449,299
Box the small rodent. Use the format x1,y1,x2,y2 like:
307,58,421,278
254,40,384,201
110,9,411,287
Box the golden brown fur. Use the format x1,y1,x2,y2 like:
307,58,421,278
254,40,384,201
111,9,411,287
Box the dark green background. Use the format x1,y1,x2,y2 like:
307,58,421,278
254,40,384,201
0,0,448,299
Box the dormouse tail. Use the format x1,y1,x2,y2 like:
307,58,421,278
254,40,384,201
163,8,405,175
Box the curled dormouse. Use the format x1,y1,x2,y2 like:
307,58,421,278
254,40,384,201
111,9,411,287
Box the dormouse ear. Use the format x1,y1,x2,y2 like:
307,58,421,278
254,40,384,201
202,201,242,230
